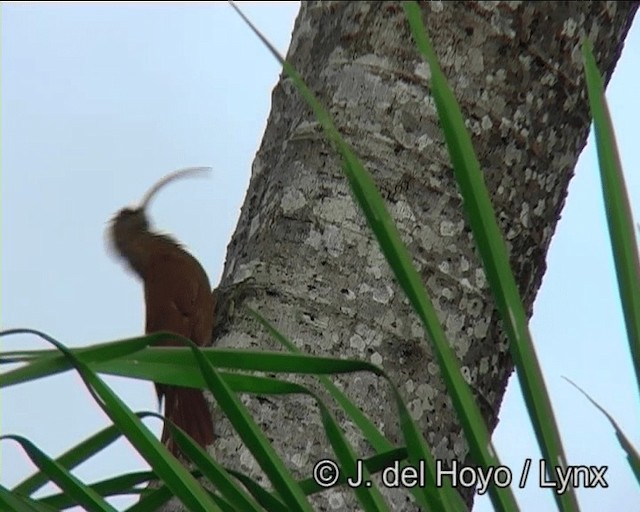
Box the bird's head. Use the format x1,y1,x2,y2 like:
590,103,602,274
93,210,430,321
110,207,150,257
108,166,211,262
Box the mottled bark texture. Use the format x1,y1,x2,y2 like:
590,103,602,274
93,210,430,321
195,2,636,511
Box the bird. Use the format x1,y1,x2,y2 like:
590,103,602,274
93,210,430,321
109,167,215,456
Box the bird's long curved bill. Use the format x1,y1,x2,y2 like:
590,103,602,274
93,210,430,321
139,166,212,210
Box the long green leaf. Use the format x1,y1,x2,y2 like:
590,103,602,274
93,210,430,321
247,308,465,511
0,483,58,512
0,330,167,388
0,435,117,512
249,308,450,511
142,410,273,512
404,2,579,510
315,400,389,511
582,40,640,396
186,337,313,512
1,341,390,389
13,414,149,496
126,484,174,512
564,377,640,484
36,472,151,509
225,471,289,512
249,308,395,452
0,329,154,388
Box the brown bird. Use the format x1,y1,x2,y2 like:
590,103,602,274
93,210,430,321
109,167,215,456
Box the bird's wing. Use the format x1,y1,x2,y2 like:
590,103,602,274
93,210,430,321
143,251,200,343
143,251,203,407
142,252,215,451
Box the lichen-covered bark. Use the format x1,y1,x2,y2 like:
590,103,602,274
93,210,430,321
190,2,636,511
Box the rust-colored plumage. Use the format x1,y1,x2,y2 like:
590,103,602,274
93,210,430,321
110,167,215,455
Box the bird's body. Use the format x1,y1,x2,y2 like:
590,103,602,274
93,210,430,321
109,168,215,455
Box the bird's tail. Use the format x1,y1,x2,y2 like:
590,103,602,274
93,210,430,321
160,387,214,456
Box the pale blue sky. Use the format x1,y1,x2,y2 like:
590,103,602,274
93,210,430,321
2,4,638,511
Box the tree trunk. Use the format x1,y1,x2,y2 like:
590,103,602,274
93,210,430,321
205,2,637,511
